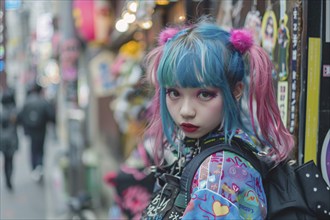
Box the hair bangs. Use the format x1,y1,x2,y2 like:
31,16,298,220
158,39,227,88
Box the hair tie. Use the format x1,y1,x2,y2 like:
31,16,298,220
158,27,180,45
230,29,254,54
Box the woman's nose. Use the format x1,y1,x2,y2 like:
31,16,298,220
180,99,196,118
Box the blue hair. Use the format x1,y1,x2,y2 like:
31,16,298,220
157,22,247,144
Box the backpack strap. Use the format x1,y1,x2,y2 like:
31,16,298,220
174,142,265,209
200,135,267,176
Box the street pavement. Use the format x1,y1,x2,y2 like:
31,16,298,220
0,127,67,220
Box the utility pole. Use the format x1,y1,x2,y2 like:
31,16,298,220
58,0,84,197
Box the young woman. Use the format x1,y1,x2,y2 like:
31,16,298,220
142,18,294,219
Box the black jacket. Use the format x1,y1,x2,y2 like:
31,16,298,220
18,92,55,135
0,103,19,155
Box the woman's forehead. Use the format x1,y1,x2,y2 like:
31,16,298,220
165,85,220,90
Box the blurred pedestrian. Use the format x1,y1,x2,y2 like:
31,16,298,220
0,87,19,191
18,83,55,182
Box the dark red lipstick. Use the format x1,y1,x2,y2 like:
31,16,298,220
180,123,199,133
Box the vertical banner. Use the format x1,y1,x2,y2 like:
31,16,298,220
289,6,299,134
304,38,321,163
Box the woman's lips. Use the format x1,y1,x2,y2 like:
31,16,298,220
180,123,199,133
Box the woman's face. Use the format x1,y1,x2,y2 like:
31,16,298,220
166,87,223,139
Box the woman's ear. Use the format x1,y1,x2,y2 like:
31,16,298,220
233,82,244,100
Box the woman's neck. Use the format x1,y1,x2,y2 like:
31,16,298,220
183,128,223,148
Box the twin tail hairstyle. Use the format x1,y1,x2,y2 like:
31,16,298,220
143,18,294,166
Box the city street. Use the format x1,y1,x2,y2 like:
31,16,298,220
0,0,329,220
0,126,66,219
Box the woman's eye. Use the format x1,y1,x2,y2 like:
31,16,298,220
198,91,216,101
166,89,180,99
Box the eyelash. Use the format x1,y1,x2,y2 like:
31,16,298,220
166,88,179,98
166,88,218,101
197,90,217,100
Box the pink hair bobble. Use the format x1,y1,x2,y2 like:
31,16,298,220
230,29,254,54
158,27,180,45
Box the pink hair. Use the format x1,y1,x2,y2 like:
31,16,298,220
143,45,165,165
158,27,180,45
228,28,294,162
247,45,294,162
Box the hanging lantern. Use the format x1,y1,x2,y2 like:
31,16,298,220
72,0,113,44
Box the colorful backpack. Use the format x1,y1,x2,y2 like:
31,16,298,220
142,137,330,220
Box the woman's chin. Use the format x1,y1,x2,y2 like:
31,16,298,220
183,131,208,139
